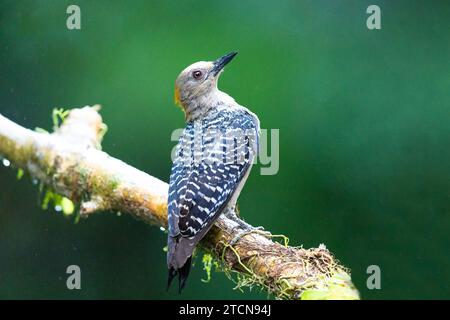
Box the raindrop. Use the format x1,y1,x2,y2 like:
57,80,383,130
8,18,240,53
160,226,166,232
2,159,10,167
32,179,39,185
117,211,122,217
54,205,62,212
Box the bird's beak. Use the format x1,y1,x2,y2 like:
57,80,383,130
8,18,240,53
211,52,238,76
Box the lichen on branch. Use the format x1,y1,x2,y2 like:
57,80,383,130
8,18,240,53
0,105,359,300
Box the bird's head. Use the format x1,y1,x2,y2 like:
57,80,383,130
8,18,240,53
174,52,238,121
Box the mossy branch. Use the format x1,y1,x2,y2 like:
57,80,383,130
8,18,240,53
0,105,359,300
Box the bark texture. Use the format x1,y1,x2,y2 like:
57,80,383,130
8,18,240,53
0,106,360,300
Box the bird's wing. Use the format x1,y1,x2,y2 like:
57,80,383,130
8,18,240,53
177,160,249,238
168,112,258,241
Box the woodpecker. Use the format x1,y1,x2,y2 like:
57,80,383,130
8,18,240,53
167,52,260,292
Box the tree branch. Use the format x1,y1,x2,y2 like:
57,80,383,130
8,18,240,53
0,106,360,300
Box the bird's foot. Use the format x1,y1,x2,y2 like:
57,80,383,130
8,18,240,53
223,206,239,220
224,207,270,245
229,225,271,246
224,208,254,229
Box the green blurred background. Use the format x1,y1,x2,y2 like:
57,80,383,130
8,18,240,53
0,0,449,299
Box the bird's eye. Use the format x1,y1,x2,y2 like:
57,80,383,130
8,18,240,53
192,70,203,80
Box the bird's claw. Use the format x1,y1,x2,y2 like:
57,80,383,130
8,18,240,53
229,227,271,246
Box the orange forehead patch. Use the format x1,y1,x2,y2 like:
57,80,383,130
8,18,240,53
174,86,181,107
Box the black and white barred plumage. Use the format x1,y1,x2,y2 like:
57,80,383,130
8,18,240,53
167,106,259,291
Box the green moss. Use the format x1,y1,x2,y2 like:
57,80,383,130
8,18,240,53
108,176,120,190
73,213,81,224
91,175,119,195
266,233,289,247
41,189,75,216
16,169,24,180
75,167,90,191
217,241,265,294
96,124,108,149
41,190,53,210
52,108,70,131
60,197,75,215
34,127,49,134
201,253,213,283
216,240,359,300
299,271,360,300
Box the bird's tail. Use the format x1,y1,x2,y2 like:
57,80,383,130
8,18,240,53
167,267,177,291
167,256,192,293
167,235,194,293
